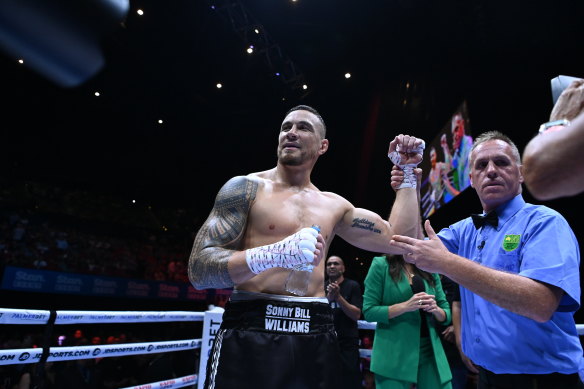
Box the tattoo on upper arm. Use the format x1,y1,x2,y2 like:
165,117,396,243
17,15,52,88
351,218,381,234
188,176,259,289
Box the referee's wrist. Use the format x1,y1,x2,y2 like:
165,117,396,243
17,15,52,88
538,119,570,135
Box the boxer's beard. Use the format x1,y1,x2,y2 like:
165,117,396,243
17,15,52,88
278,148,304,166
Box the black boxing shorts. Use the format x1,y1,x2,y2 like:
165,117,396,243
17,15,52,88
203,291,342,389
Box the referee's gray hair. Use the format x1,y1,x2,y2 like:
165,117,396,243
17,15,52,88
470,130,522,165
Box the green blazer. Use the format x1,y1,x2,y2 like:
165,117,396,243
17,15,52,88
363,256,452,384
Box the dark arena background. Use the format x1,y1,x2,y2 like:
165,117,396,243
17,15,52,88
1,1,584,388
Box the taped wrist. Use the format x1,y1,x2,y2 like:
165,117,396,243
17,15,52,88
245,227,318,274
399,165,416,189
388,141,425,189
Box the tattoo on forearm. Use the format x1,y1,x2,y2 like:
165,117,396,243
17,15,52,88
351,218,381,234
188,177,258,289
188,224,233,289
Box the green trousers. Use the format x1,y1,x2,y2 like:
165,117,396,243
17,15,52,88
375,337,453,389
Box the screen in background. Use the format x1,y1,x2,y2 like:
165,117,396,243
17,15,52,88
420,101,473,219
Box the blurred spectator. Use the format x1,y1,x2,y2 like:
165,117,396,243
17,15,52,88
69,329,87,347
55,232,69,251
91,336,102,345
12,221,26,242
33,257,48,270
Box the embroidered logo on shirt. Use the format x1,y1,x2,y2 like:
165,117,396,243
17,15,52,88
502,234,520,252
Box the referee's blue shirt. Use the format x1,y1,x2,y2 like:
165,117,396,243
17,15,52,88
438,194,583,374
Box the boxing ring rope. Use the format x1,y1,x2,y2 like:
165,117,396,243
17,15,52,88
1,307,583,389
0,308,204,389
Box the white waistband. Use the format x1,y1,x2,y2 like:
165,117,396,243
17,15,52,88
231,290,328,304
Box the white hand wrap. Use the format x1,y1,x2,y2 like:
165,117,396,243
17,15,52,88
245,227,318,274
388,140,425,189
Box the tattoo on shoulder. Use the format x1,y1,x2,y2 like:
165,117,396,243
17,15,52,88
210,176,258,243
351,218,381,234
188,176,259,289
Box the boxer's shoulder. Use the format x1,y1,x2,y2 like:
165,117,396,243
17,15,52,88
319,190,352,208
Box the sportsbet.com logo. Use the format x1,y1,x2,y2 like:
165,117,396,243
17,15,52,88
502,234,520,252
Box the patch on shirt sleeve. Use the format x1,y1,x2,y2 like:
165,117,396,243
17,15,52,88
502,234,520,252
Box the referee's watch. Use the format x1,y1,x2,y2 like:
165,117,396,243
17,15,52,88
538,119,570,134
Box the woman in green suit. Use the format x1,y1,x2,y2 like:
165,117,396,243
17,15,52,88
363,254,452,389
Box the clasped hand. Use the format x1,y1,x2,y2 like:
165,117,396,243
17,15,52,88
406,292,438,313
326,281,340,302
550,79,584,122
387,134,425,167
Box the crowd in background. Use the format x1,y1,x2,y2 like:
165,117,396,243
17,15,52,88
0,180,195,283
1,213,190,283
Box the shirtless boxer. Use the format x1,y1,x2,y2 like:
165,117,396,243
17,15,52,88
188,105,425,389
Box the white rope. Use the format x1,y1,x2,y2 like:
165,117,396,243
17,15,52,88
0,308,50,324
0,308,204,325
119,374,198,389
357,320,377,330
355,322,584,358
3,310,580,332
0,339,201,366
358,320,584,334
